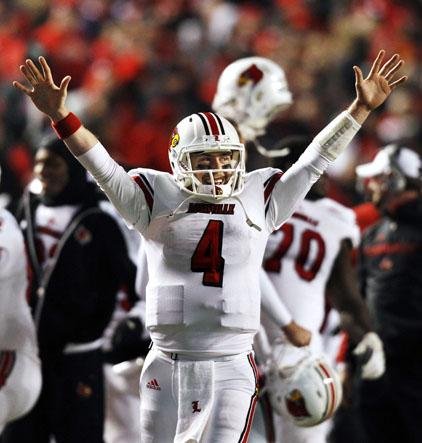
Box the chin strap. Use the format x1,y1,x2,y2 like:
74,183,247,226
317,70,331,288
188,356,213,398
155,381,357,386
232,195,262,231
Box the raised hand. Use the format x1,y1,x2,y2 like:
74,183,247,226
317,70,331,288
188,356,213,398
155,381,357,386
353,50,407,111
13,56,71,122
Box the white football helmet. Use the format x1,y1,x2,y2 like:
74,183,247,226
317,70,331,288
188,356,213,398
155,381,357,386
265,346,342,427
168,112,245,199
212,57,292,141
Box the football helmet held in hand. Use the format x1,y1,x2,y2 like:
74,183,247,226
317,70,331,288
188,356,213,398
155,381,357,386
265,344,342,427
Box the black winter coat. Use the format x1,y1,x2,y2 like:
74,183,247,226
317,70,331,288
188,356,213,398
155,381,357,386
359,195,422,358
17,191,137,358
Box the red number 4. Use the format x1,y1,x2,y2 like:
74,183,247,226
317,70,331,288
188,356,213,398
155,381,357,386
191,220,225,287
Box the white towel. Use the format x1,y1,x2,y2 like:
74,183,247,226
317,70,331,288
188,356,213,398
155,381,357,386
174,360,215,443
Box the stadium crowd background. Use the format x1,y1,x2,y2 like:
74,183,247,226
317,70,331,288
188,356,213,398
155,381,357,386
0,0,421,208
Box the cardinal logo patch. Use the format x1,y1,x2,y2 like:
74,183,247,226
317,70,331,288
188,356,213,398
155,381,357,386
170,128,180,149
285,389,311,418
192,401,201,413
237,64,264,87
74,226,92,245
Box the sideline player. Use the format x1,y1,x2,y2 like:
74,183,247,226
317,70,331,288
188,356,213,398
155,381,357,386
0,169,41,433
13,50,406,442
262,137,385,443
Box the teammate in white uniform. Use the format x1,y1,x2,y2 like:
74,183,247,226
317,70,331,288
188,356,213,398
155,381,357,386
13,51,406,442
261,137,386,442
0,201,41,433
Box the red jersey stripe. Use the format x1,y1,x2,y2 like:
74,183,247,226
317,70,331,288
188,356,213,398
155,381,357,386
264,172,283,204
132,175,153,212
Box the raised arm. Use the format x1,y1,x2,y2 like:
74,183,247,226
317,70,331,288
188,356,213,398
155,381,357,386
13,57,150,232
13,57,95,155
266,50,407,230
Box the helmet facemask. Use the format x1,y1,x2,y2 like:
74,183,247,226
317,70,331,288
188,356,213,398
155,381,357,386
168,112,246,199
170,137,245,200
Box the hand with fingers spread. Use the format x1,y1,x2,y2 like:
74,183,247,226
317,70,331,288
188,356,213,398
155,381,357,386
13,56,71,122
349,50,407,123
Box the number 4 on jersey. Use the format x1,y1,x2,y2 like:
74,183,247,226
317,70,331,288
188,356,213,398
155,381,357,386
191,220,225,287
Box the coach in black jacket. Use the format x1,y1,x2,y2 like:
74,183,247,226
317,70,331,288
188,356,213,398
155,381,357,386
355,144,422,443
2,138,137,443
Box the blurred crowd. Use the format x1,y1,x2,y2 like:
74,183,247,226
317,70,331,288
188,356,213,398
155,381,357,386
0,0,421,209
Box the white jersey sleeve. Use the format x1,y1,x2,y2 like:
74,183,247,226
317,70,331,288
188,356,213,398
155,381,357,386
76,142,152,233
135,237,148,300
259,269,292,327
263,111,361,232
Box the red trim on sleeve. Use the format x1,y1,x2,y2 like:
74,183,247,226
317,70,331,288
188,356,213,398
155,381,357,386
132,175,153,212
264,171,283,204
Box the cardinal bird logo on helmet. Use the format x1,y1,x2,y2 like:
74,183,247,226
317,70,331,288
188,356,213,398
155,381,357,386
237,64,264,87
285,389,311,419
170,127,180,149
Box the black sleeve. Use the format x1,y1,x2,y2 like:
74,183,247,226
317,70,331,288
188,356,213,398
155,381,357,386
357,233,369,299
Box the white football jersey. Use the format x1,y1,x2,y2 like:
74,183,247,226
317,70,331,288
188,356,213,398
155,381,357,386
77,140,334,355
130,167,290,355
263,198,360,337
0,209,37,354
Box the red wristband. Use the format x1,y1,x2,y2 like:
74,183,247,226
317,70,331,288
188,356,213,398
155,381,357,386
51,112,82,139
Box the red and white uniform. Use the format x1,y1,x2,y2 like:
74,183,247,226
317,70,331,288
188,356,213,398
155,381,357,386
79,149,325,352
0,209,41,432
263,198,359,345
76,110,360,442
262,198,360,443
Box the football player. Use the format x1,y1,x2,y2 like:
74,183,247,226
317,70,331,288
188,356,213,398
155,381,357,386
262,137,385,443
0,169,41,433
13,50,405,442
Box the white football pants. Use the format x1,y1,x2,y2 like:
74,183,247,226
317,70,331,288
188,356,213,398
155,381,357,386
104,362,142,443
140,348,259,443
